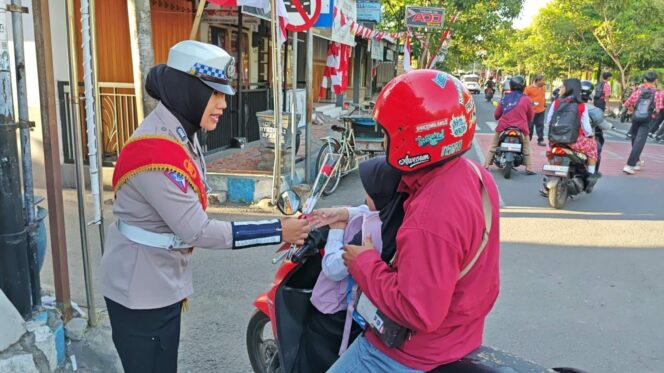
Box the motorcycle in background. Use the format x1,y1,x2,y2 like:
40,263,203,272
485,87,495,102
491,128,525,179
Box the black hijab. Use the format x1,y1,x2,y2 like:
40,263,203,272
561,78,583,103
145,64,214,138
358,156,406,263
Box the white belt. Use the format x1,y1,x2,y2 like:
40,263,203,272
116,220,191,250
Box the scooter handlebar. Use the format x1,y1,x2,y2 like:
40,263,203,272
291,227,329,263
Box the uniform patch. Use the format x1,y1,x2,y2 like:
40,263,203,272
450,115,468,137
432,72,449,89
416,130,445,147
441,140,463,156
164,170,188,193
176,127,187,141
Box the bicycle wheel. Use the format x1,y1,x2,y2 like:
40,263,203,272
316,140,342,196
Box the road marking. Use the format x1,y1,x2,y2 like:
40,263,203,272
472,136,506,207
486,121,497,131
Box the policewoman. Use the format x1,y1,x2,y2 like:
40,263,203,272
98,41,310,372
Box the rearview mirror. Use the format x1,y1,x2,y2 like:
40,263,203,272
277,190,301,215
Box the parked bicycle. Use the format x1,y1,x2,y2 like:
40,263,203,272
315,102,383,196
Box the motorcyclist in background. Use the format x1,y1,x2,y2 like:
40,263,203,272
580,80,613,172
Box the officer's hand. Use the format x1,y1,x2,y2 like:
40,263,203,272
343,235,374,268
309,208,349,228
280,218,310,246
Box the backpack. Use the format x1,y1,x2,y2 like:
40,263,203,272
549,100,581,144
632,88,656,122
593,81,605,100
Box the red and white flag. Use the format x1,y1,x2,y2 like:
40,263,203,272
320,42,350,98
403,31,412,72
210,0,288,43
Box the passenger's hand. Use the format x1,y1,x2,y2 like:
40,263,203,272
343,235,374,268
309,208,349,228
280,218,310,246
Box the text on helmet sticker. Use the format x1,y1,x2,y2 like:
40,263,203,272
398,153,431,168
432,72,449,89
441,140,463,156
416,130,445,147
465,99,474,114
450,115,468,138
415,119,448,133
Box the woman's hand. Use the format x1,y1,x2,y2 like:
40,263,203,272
280,218,311,246
343,235,374,268
309,208,349,228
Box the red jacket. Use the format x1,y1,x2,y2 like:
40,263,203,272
349,158,501,371
494,95,534,136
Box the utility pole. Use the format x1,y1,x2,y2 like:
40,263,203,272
0,5,31,317
127,0,156,121
32,0,72,318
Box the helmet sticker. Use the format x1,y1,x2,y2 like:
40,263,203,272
465,99,474,113
432,72,449,89
415,119,448,133
441,140,463,156
416,130,445,147
450,115,468,138
454,80,465,105
470,107,477,128
398,153,431,168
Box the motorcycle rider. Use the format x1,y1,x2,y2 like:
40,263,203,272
485,76,496,94
483,75,536,175
544,78,600,183
580,80,613,172
297,156,405,372
328,70,500,372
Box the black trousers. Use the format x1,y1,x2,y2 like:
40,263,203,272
105,298,183,373
295,308,362,373
627,119,651,167
595,128,605,172
529,112,545,142
649,111,664,136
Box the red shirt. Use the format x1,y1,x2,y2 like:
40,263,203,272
349,158,501,371
623,84,663,111
494,95,534,136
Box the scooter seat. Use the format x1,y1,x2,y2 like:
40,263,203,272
427,346,553,372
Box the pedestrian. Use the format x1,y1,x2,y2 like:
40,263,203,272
98,40,310,373
648,89,664,140
327,70,500,372
593,71,613,113
484,75,536,175
524,74,547,146
622,71,661,174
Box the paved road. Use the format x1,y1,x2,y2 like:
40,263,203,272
41,94,663,372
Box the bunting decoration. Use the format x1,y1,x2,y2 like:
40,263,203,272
320,42,351,98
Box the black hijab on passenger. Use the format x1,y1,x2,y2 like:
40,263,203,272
145,64,214,138
561,78,583,103
358,156,406,263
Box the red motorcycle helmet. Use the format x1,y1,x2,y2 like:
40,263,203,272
374,69,476,173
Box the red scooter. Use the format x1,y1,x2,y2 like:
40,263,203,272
245,157,587,373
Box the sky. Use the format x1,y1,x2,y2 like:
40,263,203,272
512,0,554,29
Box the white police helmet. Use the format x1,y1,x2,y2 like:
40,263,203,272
167,40,236,95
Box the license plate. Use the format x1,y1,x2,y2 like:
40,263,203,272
500,142,522,151
543,164,569,173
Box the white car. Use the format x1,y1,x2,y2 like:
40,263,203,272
461,74,481,94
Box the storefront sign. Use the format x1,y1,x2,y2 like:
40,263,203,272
331,0,356,45
371,39,383,61
285,0,322,32
205,5,260,25
357,0,381,23
405,6,445,29
314,0,334,28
